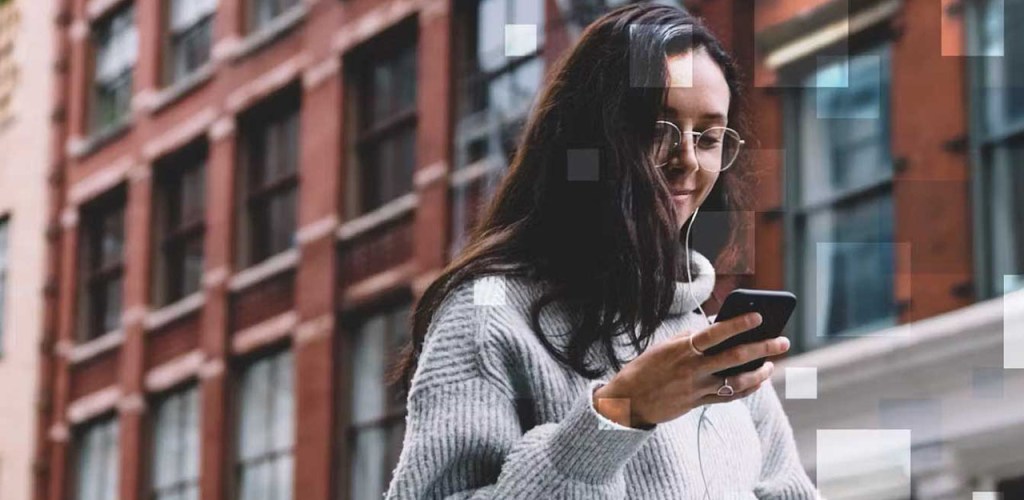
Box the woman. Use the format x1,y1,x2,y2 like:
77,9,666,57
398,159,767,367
386,3,818,499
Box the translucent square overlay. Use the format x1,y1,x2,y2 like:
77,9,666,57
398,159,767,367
687,210,755,276
785,367,818,399
973,492,1001,500
473,276,507,306
816,54,883,119
504,24,538,57
817,429,912,500
753,0,849,88
567,148,600,181
629,24,692,88
879,399,943,468
812,242,910,338
943,0,1005,57
971,367,1004,399
1003,275,1024,369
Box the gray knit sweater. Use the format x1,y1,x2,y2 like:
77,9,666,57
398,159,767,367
386,252,819,499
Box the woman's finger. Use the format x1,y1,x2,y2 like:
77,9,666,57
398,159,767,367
699,336,789,374
692,361,774,397
689,312,762,353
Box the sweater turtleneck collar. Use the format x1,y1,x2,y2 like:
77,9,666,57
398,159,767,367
669,250,716,315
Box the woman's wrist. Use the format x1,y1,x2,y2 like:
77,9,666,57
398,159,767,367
593,383,654,430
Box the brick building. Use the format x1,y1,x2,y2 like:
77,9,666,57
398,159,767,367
32,0,1024,500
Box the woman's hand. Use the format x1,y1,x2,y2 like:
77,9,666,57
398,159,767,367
593,312,790,428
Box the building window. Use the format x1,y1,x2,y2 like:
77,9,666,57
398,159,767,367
91,5,137,133
77,188,126,341
74,417,119,500
0,216,8,346
153,143,206,306
346,33,417,217
238,89,300,267
969,0,1024,295
450,0,544,255
165,0,216,84
785,43,896,348
247,0,298,32
151,386,199,500
348,302,410,500
237,350,294,500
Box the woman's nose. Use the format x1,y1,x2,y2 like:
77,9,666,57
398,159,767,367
669,134,701,174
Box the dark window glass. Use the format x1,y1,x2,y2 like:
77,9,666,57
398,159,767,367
350,37,417,215
79,189,126,340
154,144,206,305
240,91,300,265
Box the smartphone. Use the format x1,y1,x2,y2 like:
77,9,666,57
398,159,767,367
703,289,797,378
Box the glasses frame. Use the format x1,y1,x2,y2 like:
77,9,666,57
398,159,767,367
653,120,745,172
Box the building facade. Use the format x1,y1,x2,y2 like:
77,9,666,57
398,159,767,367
32,1,1024,500
0,0,53,499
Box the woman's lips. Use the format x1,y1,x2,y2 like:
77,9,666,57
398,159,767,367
671,190,696,197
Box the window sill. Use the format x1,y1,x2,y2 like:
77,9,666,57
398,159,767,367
69,118,133,160
229,247,300,293
64,329,125,365
230,4,309,63
148,65,216,115
145,292,206,332
337,193,418,243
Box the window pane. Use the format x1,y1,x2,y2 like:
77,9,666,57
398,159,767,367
350,428,387,500
93,6,137,129
351,314,387,424
76,418,119,500
101,276,122,333
800,46,891,205
267,187,296,256
805,194,896,336
239,358,271,459
152,387,200,499
238,352,293,500
271,350,294,451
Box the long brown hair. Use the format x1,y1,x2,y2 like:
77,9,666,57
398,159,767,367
395,3,751,387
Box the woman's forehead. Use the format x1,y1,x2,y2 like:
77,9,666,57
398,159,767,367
663,49,730,122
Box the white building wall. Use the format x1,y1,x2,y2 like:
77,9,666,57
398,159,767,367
0,0,53,498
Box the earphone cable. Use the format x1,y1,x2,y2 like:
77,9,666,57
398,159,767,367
684,206,713,500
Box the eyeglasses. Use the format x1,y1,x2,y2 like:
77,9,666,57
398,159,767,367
652,120,745,173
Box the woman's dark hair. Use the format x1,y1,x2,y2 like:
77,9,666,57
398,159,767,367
395,2,751,386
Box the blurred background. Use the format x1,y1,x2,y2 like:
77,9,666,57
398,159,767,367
0,0,1022,499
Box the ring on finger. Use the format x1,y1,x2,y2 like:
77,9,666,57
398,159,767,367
716,377,735,397
687,335,705,356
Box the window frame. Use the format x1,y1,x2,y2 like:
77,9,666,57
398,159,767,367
965,0,1024,297
152,142,207,307
344,298,412,500
89,4,137,134
449,0,546,256
163,0,217,85
344,23,419,219
234,348,295,500
246,0,299,33
73,415,120,500
780,35,898,353
77,187,127,342
148,384,201,500
237,87,301,267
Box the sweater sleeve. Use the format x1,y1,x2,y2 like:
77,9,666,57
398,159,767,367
384,286,654,499
745,379,821,500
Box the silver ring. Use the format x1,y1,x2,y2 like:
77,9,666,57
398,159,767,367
688,335,705,356
716,377,735,397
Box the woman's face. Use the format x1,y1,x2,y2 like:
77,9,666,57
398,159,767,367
659,48,732,230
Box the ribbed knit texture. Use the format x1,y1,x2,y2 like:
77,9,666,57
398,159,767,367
385,252,819,499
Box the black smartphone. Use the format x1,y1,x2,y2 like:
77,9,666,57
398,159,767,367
703,289,797,378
